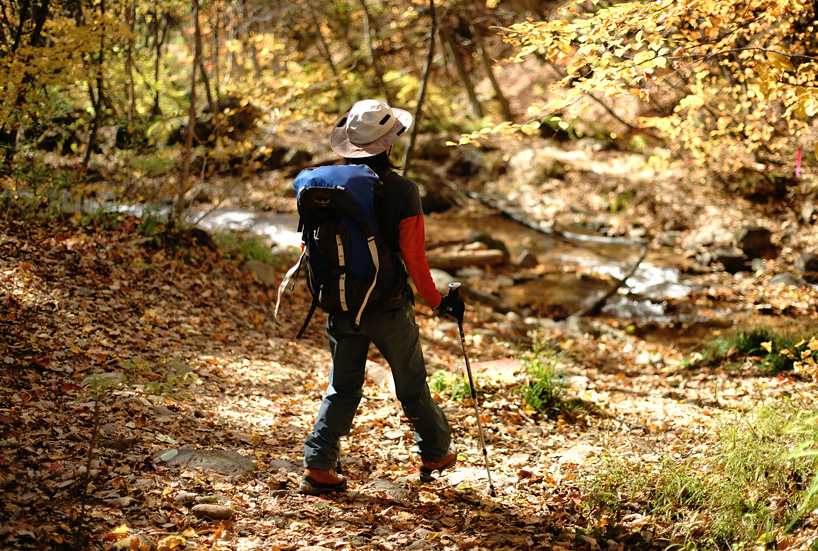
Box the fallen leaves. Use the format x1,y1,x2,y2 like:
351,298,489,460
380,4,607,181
4,208,818,551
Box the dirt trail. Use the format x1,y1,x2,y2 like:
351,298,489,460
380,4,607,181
3,137,818,549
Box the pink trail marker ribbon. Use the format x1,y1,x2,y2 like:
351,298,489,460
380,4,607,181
796,147,802,178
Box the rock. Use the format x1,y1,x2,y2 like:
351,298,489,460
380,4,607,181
151,405,175,417
268,459,299,474
174,491,198,504
101,423,120,435
191,504,234,520
750,258,766,273
712,247,749,273
506,311,523,323
468,232,510,261
795,252,818,274
152,448,256,475
657,231,680,248
735,226,773,258
663,217,688,231
365,360,395,392
690,228,719,248
104,496,135,508
190,227,217,250
628,225,647,240
101,437,139,451
383,429,405,440
559,443,601,465
768,273,809,288
368,479,410,502
513,250,539,268
241,260,276,285
506,453,530,467
124,397,151,407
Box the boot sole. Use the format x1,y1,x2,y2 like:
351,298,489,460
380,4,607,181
419,454,457,482
298,476,347,495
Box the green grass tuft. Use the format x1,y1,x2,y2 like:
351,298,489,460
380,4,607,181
585,404,818,548
687,327,818,375
518,336,572,419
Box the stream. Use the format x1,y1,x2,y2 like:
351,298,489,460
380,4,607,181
68,198,779,348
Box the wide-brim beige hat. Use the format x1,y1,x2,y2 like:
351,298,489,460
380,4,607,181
330,99,413,158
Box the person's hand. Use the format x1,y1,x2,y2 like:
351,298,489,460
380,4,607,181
436,294,465,324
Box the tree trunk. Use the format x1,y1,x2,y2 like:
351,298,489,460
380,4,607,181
195,8,215,113
178,0,200,218
311,9,340,79
1,0,51,166
125,2,136,123
152,15,169,116
440,25,482,118
401,0,436,174
211,1,221,105
471,23,514,122
82,0,107,171
358,0,392,104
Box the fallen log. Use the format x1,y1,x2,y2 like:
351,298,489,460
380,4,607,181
443,185,649,319
426,248,506,270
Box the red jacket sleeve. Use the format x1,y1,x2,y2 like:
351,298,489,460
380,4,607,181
398,214,442,308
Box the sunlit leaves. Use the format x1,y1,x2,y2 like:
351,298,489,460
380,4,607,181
486,0,818,171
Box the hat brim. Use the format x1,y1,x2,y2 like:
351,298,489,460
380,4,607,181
330,107,413,158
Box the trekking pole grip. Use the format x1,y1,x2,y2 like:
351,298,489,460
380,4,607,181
447,281,461,299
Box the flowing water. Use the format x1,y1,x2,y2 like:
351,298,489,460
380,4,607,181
65,198,798,347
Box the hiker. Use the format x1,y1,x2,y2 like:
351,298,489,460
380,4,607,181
299,99,466,495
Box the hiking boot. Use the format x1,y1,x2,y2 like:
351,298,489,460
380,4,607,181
298,468,348,495
419,452,457,482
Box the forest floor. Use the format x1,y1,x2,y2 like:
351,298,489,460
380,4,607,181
3,138,818,551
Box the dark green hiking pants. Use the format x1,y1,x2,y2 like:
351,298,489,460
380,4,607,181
304,298,452,470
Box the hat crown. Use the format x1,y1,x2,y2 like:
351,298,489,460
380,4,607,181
345,100,397,145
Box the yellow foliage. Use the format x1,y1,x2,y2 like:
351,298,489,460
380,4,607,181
480,0,818,173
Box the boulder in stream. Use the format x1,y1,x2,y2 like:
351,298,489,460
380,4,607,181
735,226,775,258
768,273,810,288
795,252,818,276
513,249,539,268
700,247,748,274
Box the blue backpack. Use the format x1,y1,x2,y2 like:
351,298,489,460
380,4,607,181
275,164,406,337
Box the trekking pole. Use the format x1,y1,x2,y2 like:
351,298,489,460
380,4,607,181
447,282,497,497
